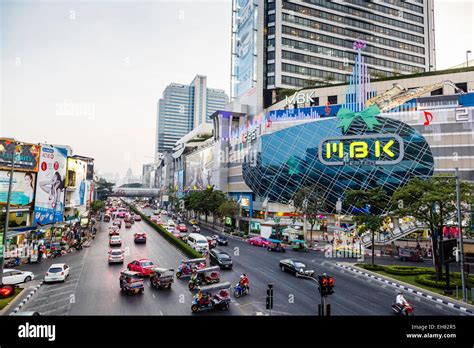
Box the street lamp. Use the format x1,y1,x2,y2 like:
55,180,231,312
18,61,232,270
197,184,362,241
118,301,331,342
467,50,472,68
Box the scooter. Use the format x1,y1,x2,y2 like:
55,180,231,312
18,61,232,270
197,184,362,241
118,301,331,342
5,257,20,268
50,250,62,258
233,283,249,298
392,302,414,316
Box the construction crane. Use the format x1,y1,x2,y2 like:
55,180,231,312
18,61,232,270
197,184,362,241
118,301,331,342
365,80,466,112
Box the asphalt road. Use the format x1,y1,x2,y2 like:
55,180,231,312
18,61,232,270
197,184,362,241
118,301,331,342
10,206,467,316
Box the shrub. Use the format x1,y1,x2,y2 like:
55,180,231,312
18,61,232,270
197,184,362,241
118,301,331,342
126,203,202,259
415,274,474,289
384,265,435,276
357,264,385,272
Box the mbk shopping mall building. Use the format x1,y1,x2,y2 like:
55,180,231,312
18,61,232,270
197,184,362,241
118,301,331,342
167,0,474,228
171,65,474,225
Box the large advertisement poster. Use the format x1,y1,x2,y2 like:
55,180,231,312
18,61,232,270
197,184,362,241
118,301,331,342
66,158,88,212
234,0,257,99
174,170,184,198
0,170,36,206
0,139,40,172
185,147,214,190
33,145,68,225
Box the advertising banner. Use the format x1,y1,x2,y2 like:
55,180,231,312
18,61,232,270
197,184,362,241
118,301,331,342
185,147,214,191
233,0,257,99
33,145,69,225
0,170,36,206
66,158,88,211
0,139,40,172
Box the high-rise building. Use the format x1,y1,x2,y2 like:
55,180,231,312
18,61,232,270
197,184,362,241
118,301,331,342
155,75,229,157
231,0,436,110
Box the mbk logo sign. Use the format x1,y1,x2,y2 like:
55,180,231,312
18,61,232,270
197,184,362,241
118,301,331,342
285,91,316,106
319,134,405,166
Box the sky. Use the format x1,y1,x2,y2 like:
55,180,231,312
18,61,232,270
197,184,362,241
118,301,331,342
1,0,473,179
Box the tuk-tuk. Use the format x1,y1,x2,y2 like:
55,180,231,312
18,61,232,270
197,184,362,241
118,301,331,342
188,266,220,290
109,226,120,236
176,258,206,279
267,239,286,252
290,239,309,252
119,270,144,295
104,214,111,223
191,282,231,313
150,267,174,289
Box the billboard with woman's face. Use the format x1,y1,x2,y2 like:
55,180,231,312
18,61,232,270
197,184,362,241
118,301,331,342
0,170,36,206
33,145,69,225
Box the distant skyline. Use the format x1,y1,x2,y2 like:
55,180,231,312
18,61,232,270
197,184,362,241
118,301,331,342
1,0,473,178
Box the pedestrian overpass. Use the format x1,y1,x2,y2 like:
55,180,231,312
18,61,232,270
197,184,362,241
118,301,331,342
110,188,161,197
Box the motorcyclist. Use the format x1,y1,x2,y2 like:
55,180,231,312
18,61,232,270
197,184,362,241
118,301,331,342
239,274,249,290
395,291,409,313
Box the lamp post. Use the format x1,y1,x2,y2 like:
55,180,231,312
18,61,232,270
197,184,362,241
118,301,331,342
466,50,471,68
455,168,467,302
302,198,309,243
1,140,18,286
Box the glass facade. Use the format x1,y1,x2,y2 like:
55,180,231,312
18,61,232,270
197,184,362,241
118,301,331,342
242,116,434,214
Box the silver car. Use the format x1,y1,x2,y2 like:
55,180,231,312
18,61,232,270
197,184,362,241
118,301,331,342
108,249,124,264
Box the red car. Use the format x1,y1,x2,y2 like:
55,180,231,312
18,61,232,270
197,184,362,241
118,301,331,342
134,215,142,222
177,224,188,232
127,259,155,276
247,236,269,247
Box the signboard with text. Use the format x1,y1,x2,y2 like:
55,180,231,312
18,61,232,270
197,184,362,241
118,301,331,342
0,139,40,172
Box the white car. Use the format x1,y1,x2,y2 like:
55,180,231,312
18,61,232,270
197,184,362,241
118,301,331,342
109,235,122,246
166,226,175,233
108,249,124,264
161,210,168,215
2,269,35,285
44,263,70,283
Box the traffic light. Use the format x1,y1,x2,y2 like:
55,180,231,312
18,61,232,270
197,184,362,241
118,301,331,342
318,274,335,296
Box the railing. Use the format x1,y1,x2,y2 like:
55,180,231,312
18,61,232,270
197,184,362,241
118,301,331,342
361,221,427,247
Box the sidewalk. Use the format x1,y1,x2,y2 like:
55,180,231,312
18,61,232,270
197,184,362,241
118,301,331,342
0,280,43,316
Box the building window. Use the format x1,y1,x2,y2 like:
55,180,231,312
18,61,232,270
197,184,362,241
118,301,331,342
328,95,338,105
267,39,275,48
431,88,443,96
267,64,275,73
455,83,468,93
267,14,275,23
267,51,275,60
267,76,275,86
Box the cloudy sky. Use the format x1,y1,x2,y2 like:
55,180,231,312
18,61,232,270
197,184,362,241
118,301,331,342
1,0,473,179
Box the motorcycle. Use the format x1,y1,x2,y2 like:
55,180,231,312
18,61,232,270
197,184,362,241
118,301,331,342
50,250,63,259
392,302,414,316
233,283,249,298
5,257,20,268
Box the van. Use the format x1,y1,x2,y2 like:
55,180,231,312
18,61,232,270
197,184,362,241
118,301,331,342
187,233,209,252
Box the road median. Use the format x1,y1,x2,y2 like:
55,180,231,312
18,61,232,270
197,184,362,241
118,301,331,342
124,202,203,259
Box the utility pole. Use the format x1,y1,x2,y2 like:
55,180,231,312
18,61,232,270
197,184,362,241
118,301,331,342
1,140,17,286
455,168,467,303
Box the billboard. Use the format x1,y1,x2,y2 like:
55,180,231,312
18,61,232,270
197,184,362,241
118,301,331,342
66,158,88,211
185,147,214,190
0,139,40,172
0,170,36,206
233,0,257,99
33,145,69,225
174,170,184,198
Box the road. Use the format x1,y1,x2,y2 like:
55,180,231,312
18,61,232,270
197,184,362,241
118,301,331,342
10,206,467,316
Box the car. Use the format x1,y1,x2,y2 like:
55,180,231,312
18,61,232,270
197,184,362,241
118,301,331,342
213,234,228,246
113,220,122,228
247,236,269,247
134,232,147,243
117,212,126,218
109,235,122,246
398,248,423,262
154,210,160,215
151,216,158,223
177,223,188,232
44,263,70,283
209,249,233,269
161,210,168,215
166,226,175,233
108,249,124,264
127,259,155,277
189,219,198,225
2,269,35,285
134,215,142,221
279,259,314,277
109,226,120,236
125,222,132,228
207,236,217,249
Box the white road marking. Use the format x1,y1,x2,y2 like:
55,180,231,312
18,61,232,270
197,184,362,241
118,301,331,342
381,284,387,288
40,304,69,315
436,304,443,310
152,294,156,299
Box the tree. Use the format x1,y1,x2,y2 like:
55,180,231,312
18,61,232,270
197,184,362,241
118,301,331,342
167,185,179,211
393,176,473,280
218,200,240,227
345,187,391,266
91,200,105,214
94,178,115,201
184,188,225,225
293,186,326,242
